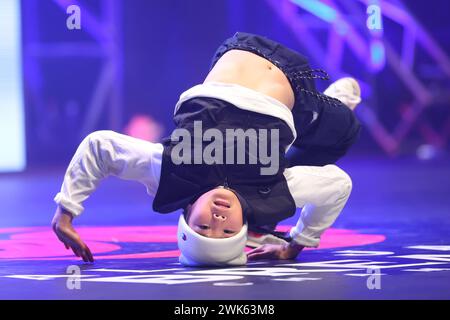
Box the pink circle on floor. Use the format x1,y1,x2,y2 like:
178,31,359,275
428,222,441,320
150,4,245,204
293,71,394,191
0,226,385,260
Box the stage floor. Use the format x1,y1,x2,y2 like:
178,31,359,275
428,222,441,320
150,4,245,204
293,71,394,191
1,156,449,299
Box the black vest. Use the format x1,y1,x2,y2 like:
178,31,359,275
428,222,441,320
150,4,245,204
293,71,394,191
153,97,297,228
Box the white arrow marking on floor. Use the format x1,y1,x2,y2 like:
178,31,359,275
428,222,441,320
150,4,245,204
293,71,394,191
334,250,394,256
406,245,450,251
402,268,450,272
4,275,96,281
272,277,321,282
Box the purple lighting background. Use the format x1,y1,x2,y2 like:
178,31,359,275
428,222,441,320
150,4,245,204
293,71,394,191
0,1,449,300
19,0,450,166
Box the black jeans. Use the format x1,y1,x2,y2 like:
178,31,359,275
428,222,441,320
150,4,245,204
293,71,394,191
211,32,361,166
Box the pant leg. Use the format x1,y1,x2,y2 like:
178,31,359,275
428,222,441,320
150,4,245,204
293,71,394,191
287,100,361,167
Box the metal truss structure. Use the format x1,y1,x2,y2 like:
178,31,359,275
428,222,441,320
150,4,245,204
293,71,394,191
267,0,450,155
22,0,123,145
22,0,450,157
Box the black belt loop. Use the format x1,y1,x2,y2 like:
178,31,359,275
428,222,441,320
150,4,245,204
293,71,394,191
292,68,330,81
292,68,342,107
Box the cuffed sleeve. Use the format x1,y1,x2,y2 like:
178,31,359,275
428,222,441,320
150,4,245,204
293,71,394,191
283,165,352,247
53,130,163,217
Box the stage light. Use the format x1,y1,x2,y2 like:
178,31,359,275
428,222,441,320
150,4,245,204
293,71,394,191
0,0,26,172
370,40,386,71
291,0,337,23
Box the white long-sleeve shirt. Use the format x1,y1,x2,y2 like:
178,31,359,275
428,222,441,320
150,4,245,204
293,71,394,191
53,130,352,248
54,83,353,248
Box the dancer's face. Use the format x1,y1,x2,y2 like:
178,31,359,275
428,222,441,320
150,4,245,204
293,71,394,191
186,187,244,238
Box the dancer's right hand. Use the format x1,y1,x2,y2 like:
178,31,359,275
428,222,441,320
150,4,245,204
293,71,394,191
51,206,94,263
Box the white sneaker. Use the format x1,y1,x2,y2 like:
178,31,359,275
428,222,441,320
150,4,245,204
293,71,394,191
323,77,362,110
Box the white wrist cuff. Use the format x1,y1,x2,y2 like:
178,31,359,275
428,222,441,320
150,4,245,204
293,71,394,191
289,226,320,248
54,193,83,217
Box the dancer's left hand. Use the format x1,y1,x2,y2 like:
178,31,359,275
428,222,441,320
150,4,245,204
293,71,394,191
247,243,304,260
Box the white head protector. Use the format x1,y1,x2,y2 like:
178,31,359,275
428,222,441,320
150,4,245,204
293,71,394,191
177,214,248,267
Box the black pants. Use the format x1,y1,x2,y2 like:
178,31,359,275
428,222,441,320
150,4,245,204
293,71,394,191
211,32,361,166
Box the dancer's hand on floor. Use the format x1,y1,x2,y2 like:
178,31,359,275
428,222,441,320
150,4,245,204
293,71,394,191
247,243,304,261
51,206,94,263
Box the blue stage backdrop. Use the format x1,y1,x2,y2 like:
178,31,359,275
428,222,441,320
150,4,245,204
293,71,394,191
16,0,450,167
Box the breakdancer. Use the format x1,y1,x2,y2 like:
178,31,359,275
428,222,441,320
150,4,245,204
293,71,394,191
52,32,361,266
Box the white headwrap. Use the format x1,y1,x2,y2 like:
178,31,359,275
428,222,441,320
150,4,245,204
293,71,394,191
177,214,248,267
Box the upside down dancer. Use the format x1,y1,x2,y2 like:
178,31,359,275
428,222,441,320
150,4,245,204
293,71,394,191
52,32,361,266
